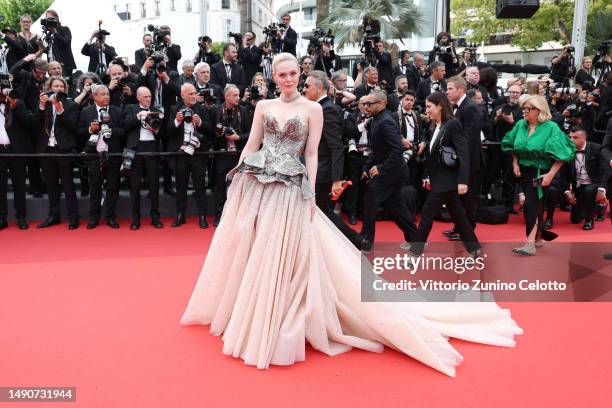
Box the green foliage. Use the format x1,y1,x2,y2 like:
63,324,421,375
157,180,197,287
585,3,612,56
211,42,225,57
318,0,424,50
0,0,52,30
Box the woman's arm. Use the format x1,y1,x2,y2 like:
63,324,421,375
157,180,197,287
304,102,323,195
236,99,266,164
541,160,564,187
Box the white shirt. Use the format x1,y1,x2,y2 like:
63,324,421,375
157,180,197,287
48,105,58,146
0,104,9,145
138,106,155,142
453,94,467,114
401,108,415,143
429,123,442,152
574,149,592,187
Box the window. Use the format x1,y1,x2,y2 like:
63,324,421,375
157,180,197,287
222,0,230,9
224,19,232,38
155,0,160,16
170,0,175,11
186,0,192,12
140,1,146,18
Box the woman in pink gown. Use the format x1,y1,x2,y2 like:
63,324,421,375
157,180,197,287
180,53,523,377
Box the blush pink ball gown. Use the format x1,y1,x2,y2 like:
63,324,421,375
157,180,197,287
180,111,522,377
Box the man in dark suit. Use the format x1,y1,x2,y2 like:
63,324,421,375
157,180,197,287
134,34,153,68
277,14,298,56
166,83,212,228
354,66,380,100
373,42,393,86
41,10,76,76
359,90,418,251
416,61,446,109
386,75,409,113
303,70,363,249
312,43,343,77
193,36,221,66
210,43,247,94
392,50,411,82
81,30,117,75
465,67,489,103
0,95,33,230
407,53,427,91
77,85,126,229
138,56,181,195
561,127,608,230
238,31,262,85
33,77,80,229
394,90,426,189
209,85,251,226
123,87,164,230
193,62,223,106
159,25,182,73
445,76,482,239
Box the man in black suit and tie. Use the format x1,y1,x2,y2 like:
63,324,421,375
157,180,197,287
193,62,223,106
210,43,247,94
406,53,427,91
416,61,446,109
465,67,489,103
359,90,418,251
303,70,363,249
386,75,409,112
238,31,262,84
392,50,411,82
134,34,153,68
0,94,33,230
373,42,393,87
277,14,298,56
561,127,608,230
355,67,380,100
81,30,117,75
445,76,482,239
33,77,80,230
78,85,126,229
158,25,182,73
166,83,212,228
123,87,164,230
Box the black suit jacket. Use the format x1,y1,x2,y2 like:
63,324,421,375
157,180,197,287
453,96,482,172
282,27,298,56
317,97,345,183
166,102,211,152
416,78,446,108
314,53,342,77
405,65,422,91
560,142,608,191
394,110,424,145
210,61,247,94
33,99,80,152
194,81,223,104
373,50,393,85
81,42,117,73
164,43,182,73
364,109,408,185
194,49,221,66
423,119,470,193
134,48,150,68
355,83,378,100
238,45,262,84
4,100,34,153
77,104,126,153
123,104,160,149
46,25,76,75
9,59,45,112
137,70,181,111
209,104,251,151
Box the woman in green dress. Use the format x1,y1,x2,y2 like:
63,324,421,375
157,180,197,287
502,95,575,255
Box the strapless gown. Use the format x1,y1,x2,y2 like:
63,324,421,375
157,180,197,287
180,112,523,377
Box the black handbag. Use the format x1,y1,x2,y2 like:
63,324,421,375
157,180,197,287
437,124,458,168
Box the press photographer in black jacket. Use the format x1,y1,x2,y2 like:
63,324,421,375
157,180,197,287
40,10,76,76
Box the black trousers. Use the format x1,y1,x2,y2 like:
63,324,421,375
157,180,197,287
411,190,480,254
315,182,362,248
213,156,238,216
458,171,479,229
343,153,367,217
360,176,418,243
27,158,43,193
88,156,121,220
42,147,79,221
129,141,160,218
545,183,562,219
519,166,547,238
0,149,27,219
175,153,208,215
570,184,599,223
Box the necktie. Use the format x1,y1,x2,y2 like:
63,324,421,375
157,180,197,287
225,63,232,79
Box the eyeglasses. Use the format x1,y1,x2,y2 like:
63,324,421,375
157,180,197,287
522,106,539,113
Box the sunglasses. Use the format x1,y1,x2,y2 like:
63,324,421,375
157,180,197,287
362,101,382,107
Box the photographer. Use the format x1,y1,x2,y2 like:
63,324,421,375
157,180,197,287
107,62,136,108
312,41,342,77
123,87,164,229
575,56,595,89
135,34,153,68
238,31,262,85
77,85,126,229
193,35,220,66
167,83,211,228
428,32,458,78
242,73,271,113
373,41,393,87
392,50,411,82
81,28,116,75
355,66,380,100
193,62,222,108
40,10,76,76
395,90,426,190
33,76,80,229
330,71,356,109
409,53,428,88
416,61,446,109
9,56,47,112
157,25,181,73
180,60,195,85
0,86,33,230
258,41,273,82
550,46,575,83
210,43,247,94
74,72,100,107
275,14,297,56
298,56,314,92
210,84,251,226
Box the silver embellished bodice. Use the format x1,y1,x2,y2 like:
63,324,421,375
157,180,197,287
228,111,313,199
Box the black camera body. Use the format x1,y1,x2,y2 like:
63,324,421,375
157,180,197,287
263,22,286,37
45,90,68,104
309,28,335,52
40,17,58,30
180,107,194,123
0,73,17,98
247,85,263,101
147,24,170,51
501,103,514,116
143,106,164,131
228,32,243,43
150,51,166,72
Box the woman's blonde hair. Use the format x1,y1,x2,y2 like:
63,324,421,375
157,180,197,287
520,94,551,123
271,52,298,72
45,76,69,93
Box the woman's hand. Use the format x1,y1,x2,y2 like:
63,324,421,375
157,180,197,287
458,184,468,195
540,172,554,187
513,161,521,177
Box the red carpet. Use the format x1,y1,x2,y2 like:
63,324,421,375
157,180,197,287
0,211,610,407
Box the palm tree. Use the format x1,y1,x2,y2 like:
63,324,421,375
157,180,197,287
316,0,330,26
318,0,423,50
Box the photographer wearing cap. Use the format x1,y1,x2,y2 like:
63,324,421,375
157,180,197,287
210,84,250,226
81,27,116,75
77,84,126,229
0,83,33,230
40,9,76,76
167,83,211,228
33,76,80,230
123,87,164,230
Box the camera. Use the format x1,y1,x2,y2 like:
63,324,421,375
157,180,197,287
86,110,111,151
596,40,610,56
309,28,335,53
247,85,264,101
143,106,164,132
40,17,59,30
198,35,212,48
347,139,358,156
147,24,171,51
120,148,136,175
0,73,17,98
224,126,237,151
180,107,193,123
263,22,286,37
45,90,68,104
555,86,577,95
95,20,110,42
180,133,200,155
565,46,575,53
501,104,514,115
228,32,243,43
198,88,216,105
150,51,166,72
